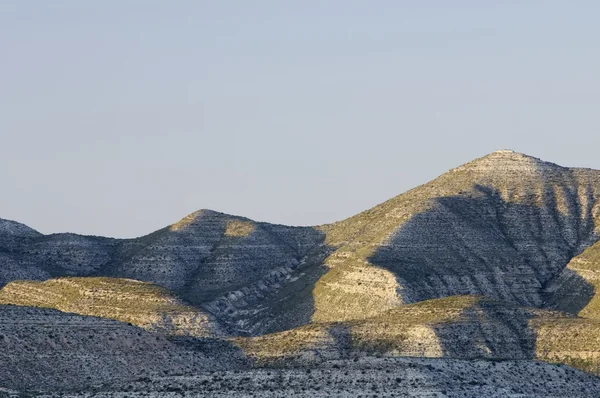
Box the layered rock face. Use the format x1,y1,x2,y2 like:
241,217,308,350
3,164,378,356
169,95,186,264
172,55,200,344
107,211,323,298
237,295,600,375
544,240,600,316
0,211,327,335
105,211,328,334
3,150,600,393
0,220,117,285
313,150,600,322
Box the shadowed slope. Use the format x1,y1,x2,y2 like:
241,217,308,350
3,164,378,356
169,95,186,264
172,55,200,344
0,219,118,285
0,211,330,335
312,150,600,322
235,296,537,364
0,221,118,286
103,210,329,335
543,240,600,321
104,210,324,300
0,305,244,391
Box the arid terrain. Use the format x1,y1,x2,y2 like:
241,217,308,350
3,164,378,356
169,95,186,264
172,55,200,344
3,150,600,396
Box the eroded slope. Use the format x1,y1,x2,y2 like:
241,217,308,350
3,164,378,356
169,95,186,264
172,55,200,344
0,305,243,391
236,295,600,375
313,150,600,322
0,211,329,335
0,277,222,337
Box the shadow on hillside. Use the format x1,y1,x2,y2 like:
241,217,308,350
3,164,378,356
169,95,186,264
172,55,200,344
368,184,595,308
0,209,336,338
169,335,251,369
367,184,596,359
432,299,538,359
542,267,596,315
327,323,353,360
202,235,335,336
87,210,336,337
168,215,336,336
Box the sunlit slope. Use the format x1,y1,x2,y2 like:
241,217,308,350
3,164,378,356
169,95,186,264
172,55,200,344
236,295,600,375
544,240,600,318
0,277,222,337
0,211,328,335
313,150,600,322
105,210,328,334
2,150,600,338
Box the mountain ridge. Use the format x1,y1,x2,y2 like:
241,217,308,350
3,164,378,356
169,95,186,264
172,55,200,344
4,150,600,392
2,150,600,333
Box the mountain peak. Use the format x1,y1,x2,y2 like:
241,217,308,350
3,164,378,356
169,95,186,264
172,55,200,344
0,218,41,237
169,209,213,231
484,149,540,161
451,150,561,175
492,148,518,154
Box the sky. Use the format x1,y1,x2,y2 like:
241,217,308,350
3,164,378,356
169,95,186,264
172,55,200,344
1,1,599,238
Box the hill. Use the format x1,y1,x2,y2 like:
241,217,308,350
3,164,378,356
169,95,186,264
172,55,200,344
3,150,600,393
0,304,244,391
0,277,222,337
312,150,600,322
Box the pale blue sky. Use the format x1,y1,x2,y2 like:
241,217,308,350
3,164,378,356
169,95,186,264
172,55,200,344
1,1,599,237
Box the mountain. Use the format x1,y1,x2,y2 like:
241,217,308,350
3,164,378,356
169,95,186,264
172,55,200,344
3,150,600,394
0,211,329,335
314,150,600,322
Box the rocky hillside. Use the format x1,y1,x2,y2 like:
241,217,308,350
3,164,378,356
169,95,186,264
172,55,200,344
3,150,600,394
236,295,600,374
0,305,245,391
0,212,328,335
35,358,600,398
313,150,600,322
0,277,222,337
